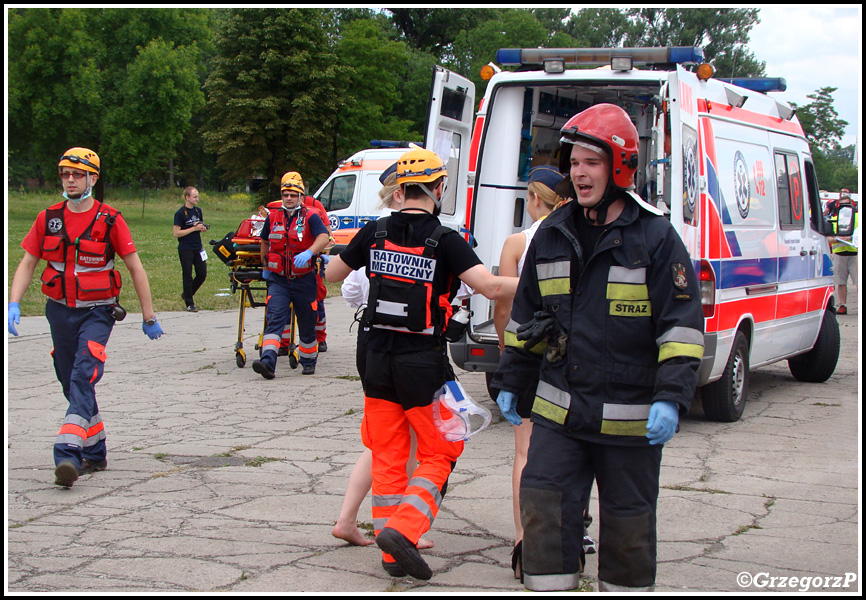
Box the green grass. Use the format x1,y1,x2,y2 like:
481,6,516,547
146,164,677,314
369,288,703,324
7,189,343,317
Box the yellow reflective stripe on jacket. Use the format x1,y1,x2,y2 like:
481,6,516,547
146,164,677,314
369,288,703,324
600,403,651,436
504,319,545,355
531,380,571,425
607,266,650,316
657,326,705,362
537,261,570,297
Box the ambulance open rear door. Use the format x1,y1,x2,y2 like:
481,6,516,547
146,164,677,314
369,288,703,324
424,66,475,235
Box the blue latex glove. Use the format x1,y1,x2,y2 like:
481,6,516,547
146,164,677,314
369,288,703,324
8,302,20,336
293,249,313,269
142,318,164,340
262,269,272,281
320,254,330,264
496,390,522,426
646,401,679,445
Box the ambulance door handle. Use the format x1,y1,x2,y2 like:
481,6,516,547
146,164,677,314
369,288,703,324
809,249,818,255
800,249,808,256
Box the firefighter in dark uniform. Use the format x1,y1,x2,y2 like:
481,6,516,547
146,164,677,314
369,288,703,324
253,171,330,377
325,148,517,580
8,147,164,488
491,104,705,592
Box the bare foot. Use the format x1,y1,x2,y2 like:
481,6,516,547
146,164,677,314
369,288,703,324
417,537,434,550
332,522,374,546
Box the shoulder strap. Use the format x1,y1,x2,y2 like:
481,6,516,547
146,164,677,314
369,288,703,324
423,225,451,257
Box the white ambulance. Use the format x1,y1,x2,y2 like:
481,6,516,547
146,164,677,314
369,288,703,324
425,46,850,422
313,141,472,253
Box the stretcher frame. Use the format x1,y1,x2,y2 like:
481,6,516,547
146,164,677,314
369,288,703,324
211,217,300,370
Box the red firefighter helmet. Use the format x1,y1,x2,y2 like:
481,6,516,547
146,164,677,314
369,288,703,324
559,103,640,190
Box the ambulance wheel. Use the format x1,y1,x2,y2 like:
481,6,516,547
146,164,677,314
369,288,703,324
702,331,749,422
788,309,840,383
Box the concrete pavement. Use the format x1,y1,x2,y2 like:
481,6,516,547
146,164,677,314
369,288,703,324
5,289,860,593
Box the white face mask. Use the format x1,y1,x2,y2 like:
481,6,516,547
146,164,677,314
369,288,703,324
431,380,492,442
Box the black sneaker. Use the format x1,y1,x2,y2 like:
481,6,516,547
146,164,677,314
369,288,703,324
80,458,108,475
376,527,432,580
186,305,199,312
318,340,327,352
54,461,79,487
302,363,316,375
252,360,275,379
381,559,407,578
583,535,597,555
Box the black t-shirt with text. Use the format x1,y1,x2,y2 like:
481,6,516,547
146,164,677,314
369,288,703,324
340,210,482,353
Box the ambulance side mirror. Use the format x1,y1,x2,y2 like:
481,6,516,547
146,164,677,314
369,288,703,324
835,205,855,237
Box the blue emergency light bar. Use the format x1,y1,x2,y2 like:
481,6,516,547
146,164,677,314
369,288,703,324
716,77,787,93
496,46,704,69
370,140,422,148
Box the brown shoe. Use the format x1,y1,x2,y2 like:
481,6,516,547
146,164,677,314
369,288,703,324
54,461,79,487
80,458,108,475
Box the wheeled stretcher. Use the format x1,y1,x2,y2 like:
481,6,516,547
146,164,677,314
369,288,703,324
211,213,299,369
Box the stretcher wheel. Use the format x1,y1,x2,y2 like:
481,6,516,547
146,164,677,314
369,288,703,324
236,349,246,368
289,354,298,369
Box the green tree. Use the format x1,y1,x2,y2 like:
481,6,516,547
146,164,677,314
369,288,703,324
8,8,215,188
203,8,347,200
450,9,549,98
387,8,497,59
791,87,849,156
791,87,855,191
334,19,418,158
625,8,765,77
8,8,104,185
103,40,205,185
565,8,638,49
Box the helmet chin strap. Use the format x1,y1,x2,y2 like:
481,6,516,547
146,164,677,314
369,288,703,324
583,181,617,225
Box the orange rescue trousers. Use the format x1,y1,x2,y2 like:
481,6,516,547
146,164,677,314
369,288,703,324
361,396,464,561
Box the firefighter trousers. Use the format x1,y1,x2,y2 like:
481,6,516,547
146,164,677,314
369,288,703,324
360,346,463,562
520,422,662,591
261,274,318,370
46,301,114,470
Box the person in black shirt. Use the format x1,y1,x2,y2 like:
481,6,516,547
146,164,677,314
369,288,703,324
172,187,208,312
326,148,516,581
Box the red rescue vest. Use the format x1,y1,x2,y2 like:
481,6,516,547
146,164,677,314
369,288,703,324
265,206,316,278
363,216,454,336
39,201,122,307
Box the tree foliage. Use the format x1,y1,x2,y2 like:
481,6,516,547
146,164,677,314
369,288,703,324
202,9,346,199
8,7,853,195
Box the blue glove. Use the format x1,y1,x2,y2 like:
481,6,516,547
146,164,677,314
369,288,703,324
293,249,313,269
320,254,330,264
262,269,272,281
8,302,20,336
646,401,679,445
496,390,522,426
142,318,164,340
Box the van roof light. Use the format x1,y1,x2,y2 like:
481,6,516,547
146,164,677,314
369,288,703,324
496,46,703,69
370,140,422,148
716,77,787,93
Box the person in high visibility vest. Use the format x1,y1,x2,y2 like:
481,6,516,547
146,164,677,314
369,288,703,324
325,148,518,580
253,171,330,377
8,147,164,488
828,189,858,315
